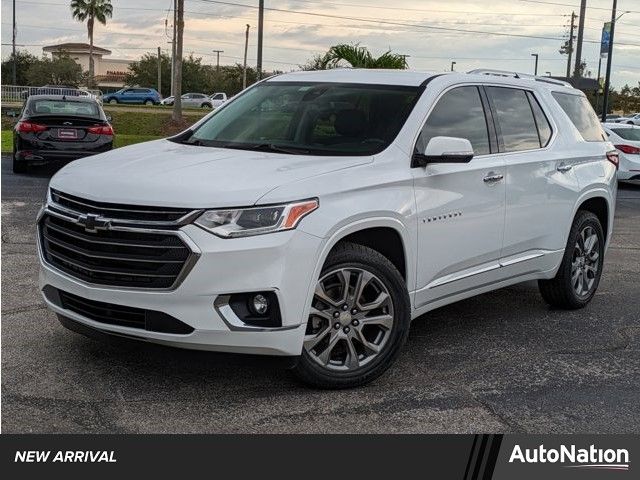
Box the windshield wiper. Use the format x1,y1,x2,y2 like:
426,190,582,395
222,143,311,155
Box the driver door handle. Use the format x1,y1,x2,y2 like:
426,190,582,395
483,172,504,183
557,163,573,173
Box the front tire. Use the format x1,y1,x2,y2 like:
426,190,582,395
109,99,118,104
292,242,410,389
145,99,154,106
201,103,212,109
538,211,605,309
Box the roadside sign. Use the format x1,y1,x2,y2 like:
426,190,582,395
601,22,611,58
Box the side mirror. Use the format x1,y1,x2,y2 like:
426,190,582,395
412,136,474,167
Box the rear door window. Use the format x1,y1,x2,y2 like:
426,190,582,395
551,92,606,142
527,91,553,147
415,86,491,156
486,87,541,152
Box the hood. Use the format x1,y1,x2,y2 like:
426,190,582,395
50,139,372,208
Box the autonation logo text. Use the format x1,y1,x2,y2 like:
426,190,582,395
509,444,630,471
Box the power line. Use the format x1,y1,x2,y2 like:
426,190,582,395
190,0,640,47
520,0,640,14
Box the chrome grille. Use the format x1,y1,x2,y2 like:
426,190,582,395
50,188,193,223
39,191,199,290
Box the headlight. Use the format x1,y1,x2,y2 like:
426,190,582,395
194,199,318,238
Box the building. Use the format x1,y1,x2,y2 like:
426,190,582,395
43,43,131,90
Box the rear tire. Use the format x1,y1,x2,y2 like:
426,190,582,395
538,211,605,309
292,242,410,389
201,103,212,109
12,153,27,174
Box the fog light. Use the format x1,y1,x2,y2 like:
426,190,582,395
250,294,269,315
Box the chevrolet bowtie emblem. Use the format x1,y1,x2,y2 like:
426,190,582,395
76,213,110,233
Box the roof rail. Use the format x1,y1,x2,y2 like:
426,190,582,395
467,69,573,88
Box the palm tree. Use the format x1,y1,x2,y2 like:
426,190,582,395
320,44,408,70
70,0,113,87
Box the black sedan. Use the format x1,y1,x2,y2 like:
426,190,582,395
13,95,114,173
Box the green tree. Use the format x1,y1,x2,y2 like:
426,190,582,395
317,44,408,69
25,53,83,86
70,0,113,87
1,50,38,85
126,52,172,96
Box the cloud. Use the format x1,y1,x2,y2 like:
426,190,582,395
1,0,638,86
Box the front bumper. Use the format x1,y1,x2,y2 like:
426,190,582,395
39,223,324,356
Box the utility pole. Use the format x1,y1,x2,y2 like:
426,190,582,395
212,49,224,71
257,0,264,80
12,0,16,84
565,11,576,78
171,0,177,97
574,0,587,78
157,47,162,96
531,53,539,75
450,61,456,71
172,0,184,122
243,24,250,90
601,0,617,121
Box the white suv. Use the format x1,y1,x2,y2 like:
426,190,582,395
38,69,618,388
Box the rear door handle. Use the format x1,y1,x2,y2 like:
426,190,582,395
483,172,504,183
557,163,573,173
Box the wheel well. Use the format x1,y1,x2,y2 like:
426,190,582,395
333,227,406,281
578,197,609,241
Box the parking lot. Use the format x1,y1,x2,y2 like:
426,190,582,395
2,154,639,434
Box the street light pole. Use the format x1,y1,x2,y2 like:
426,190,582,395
574,0,587,78
256,0,264,79
601,0,617,121
531,53,539,75
243,24,250,90
12,0,16,84
157,46,162,95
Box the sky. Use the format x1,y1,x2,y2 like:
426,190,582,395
1,0,639,88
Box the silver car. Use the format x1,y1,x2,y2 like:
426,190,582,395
160,93,213,108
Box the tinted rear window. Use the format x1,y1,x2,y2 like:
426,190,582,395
611,128,640,141
29,99,100,117
487,87,540,152
552,92,605,142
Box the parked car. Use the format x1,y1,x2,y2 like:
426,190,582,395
210,92,228,108
13,95,113,173
614,113,640,126
160,95,174,106
20,85,96,101
603,122,640,182
102,87,161,105
38,69,617,388
605,114,622,122
160,93,213,108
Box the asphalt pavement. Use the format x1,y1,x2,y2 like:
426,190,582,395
2,154,639,433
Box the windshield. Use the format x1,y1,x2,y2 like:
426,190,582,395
28,99,101,117
612,128,640,141
177,82,422,155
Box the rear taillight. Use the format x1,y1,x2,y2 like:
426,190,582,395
607,150,620,169
16,121,47,133
88,125,114,136
614,144,640,155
